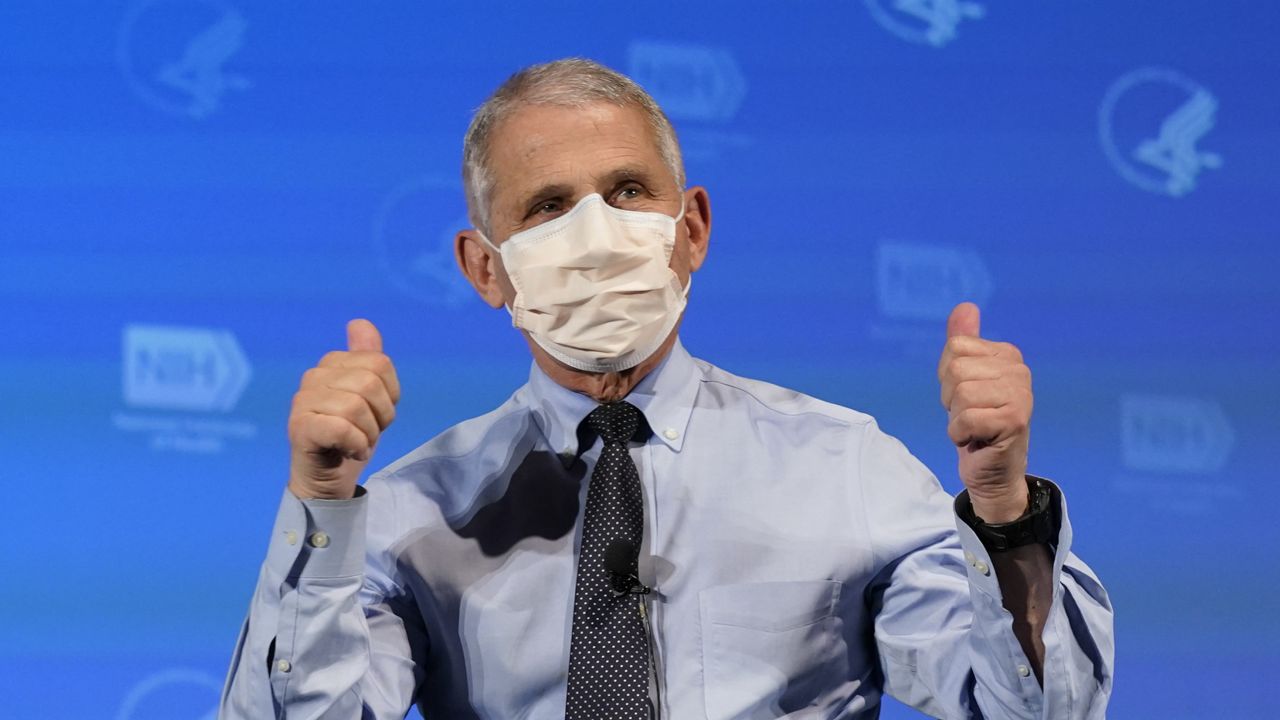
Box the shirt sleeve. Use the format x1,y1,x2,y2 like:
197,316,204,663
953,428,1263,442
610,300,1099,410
858,420,1114,720
218,481,427,719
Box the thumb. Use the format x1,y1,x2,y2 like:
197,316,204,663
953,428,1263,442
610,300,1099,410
946,302,981,339
346,318,383,353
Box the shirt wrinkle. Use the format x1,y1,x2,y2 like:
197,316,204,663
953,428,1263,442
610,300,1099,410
220,337,1115,720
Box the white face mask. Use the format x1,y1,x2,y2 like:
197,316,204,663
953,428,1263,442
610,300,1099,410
478,193,689,373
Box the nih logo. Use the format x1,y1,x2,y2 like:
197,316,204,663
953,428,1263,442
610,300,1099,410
1120,394,1235,474
864,0,986,48
876,241,992,321
122,324,251,412
1099,67,1223,197
627,41,746,123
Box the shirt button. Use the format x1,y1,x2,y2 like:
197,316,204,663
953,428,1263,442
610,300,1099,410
663,428,679,440
285,530,298,546
309,531,330,548
974,560,990,576
964,551,976,566
277,659,292,673
1017,664,1031,678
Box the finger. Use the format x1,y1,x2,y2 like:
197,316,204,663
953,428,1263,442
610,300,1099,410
939,355,1027,405
347,318,383,354
945,378,1017,414
317,350,402,404
316,367,396,429
290,411,372,462
293,388,382,449
947,406,1027,448
946,302,981,340
938,337,1024,381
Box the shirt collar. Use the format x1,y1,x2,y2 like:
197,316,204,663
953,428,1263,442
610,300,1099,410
526,339,701,464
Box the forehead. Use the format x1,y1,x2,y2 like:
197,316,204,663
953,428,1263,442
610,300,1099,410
486,102,666,194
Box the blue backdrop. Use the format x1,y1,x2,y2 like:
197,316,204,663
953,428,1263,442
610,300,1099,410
3,1,1277,717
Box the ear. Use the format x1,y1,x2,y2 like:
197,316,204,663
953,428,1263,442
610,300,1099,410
683,186,712,272
454,229,507,309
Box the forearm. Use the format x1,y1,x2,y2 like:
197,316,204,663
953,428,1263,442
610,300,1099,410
990,542,1054,683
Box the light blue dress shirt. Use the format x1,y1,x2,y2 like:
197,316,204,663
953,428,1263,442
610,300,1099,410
219,340,1113,719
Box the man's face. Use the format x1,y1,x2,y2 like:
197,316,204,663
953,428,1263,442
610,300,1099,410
480,102,701,303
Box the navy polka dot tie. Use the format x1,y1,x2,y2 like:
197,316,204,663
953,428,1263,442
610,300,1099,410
565,402,651,719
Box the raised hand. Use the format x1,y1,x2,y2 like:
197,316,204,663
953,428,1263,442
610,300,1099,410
287,319,401,500
937,303,1034,523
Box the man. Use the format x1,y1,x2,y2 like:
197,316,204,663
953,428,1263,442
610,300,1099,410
219,58,1113,719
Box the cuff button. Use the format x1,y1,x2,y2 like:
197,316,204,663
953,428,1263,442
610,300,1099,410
309,531,330,548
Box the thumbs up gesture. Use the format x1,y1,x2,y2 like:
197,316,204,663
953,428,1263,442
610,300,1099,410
287,319,401,500
938,303,1034,523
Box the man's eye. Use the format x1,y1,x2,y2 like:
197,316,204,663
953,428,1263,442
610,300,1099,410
614,186,642,202
534,201,560,215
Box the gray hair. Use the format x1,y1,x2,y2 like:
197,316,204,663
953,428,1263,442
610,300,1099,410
461,57,686,235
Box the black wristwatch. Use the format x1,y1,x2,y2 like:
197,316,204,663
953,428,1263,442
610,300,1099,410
955,476,1059,552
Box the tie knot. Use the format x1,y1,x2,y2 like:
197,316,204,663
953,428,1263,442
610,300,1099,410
584,402,643,446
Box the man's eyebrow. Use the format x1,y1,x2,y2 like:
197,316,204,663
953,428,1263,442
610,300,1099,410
515,182,575,210
599,165,658,187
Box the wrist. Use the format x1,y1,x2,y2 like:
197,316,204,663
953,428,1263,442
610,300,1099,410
288,477,356,500
967,484,1029,524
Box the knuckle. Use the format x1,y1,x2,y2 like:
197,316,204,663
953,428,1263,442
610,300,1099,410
341,392,369,420
350,425,372,449
358,370,383,396
371,353,394,374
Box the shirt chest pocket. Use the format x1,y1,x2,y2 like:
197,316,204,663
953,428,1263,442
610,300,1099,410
699,580,849,720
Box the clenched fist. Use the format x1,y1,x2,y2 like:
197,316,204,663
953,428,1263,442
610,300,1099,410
287,319,401,500
938,303,1034,523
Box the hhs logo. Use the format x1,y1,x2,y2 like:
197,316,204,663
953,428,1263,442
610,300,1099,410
123,324,251,412
372,176,475,306
117,0,251,118
864,0,985,48
627,41,746,123
876,241,992,321
1120,394,1235,474
1099,67,1223,197
116,668,220,720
